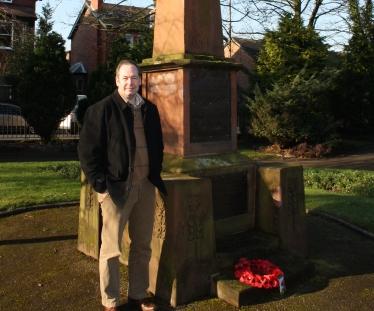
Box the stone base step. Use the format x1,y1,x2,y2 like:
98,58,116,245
211,252,315,308
215,229,280,270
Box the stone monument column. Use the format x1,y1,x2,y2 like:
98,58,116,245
131,0,258,306
152,0,224,58
141,0,241,156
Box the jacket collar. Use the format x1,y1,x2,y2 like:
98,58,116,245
112,89,128,111
112,89,145,111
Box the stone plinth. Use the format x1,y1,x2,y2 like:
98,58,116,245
149,177,216,307
153,0,224,58
77,159,309,307
256,166,308,258
141,58,241,156
161,152,257,237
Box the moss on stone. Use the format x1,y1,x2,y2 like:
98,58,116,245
161,152,256,176
140,53,242,71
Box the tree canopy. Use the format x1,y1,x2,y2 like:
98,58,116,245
340,0,374,132
222,0,347,49
86,27,154,105
15,3,76,144
254,14,329,90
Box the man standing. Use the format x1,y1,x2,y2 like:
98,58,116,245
78,60,167,311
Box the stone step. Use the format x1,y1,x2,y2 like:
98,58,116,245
211,252,315,308
215,229,280,270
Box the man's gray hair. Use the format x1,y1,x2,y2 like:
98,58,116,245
115,60,141,77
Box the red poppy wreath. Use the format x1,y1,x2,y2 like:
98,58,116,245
234,258,284,289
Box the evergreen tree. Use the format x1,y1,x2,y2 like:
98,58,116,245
17,3,76,144
2,30,35,103
249,67,340,147
343,0,374,132
254,14,329,91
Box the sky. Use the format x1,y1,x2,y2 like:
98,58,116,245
36,0,348,51
36,0,155,50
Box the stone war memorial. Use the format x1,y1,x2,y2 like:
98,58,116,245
77,0,313,308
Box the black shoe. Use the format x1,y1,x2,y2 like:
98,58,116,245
128,297,157,311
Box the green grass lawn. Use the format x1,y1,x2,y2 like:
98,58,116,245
0,161,80,211
1,158,374,235
305,188,374,233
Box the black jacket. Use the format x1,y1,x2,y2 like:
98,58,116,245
77,89,167,208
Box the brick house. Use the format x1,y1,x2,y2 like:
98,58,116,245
0,0,39,100
68,0,153,95
224,37,263,91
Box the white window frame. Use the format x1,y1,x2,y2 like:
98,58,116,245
125,34,134,45
0,1,13,3
0,21,13,50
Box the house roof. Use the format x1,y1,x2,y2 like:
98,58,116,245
0,4,37,20
68,1,152,39
70,62,87,74
231,37,263,59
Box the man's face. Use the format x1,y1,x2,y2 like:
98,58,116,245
116,64,141,100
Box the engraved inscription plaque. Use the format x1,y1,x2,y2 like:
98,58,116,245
190,68,231,143
208,172,247,220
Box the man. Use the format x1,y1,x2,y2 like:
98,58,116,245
78,60,167,311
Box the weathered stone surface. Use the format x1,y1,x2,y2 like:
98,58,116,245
212,252,315,308
215,229,280,270
256,166,308,258
152,0,224,58
77,171,100,260
147,176,216,307
141,66,239,156
192,164,257,238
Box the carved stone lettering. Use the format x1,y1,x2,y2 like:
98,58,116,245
153,195,166,240
187,194,203,241
190,68,231,143
149,72,177,95
86,184,94,211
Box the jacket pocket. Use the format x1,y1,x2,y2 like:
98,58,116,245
108,168,121,181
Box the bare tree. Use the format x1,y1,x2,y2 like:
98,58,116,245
222,0,349,49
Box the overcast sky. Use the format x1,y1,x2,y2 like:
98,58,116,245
36,0,154,50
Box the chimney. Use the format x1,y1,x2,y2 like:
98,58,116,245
91,0,103,11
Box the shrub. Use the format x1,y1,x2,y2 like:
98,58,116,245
249,68,341,147
44,163,81,181
304,168,374,197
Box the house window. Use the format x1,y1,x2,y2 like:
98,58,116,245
125,34,133,44
0,1,13,3
76,79,83,95
0,22,13,49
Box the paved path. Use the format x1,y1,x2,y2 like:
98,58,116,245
257,144,374,171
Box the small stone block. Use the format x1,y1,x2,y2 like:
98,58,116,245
214,271,271,308
212,252,315,308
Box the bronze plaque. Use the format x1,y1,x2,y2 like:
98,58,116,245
190,68,231,143
209,171,247,220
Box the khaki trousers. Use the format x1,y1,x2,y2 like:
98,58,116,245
98,178,156,307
